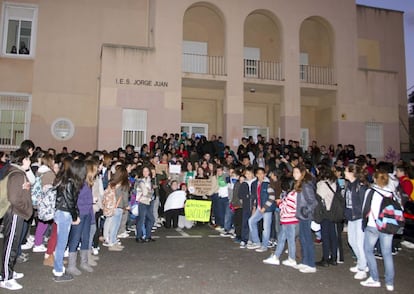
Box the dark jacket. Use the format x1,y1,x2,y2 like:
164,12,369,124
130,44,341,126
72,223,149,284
7,165,33,220
55,179,79,221
344,179,368,221
238,179,255,211
251,179,276,213
295,181,317,220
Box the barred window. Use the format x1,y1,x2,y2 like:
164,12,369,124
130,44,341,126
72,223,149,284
0,94,31,149
366,122,383,157
122,109,147,149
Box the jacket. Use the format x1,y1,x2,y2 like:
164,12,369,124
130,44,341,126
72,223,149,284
55,179,80,221
238,178,255,210
251,178,276,213
6,165,33,220
295,181,317,220
344,179,368,221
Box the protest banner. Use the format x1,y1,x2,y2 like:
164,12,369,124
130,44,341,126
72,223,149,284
184,199,212,222
155,163,168,175
188,178,213,196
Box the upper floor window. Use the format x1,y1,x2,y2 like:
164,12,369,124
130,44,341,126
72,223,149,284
1,3,38,58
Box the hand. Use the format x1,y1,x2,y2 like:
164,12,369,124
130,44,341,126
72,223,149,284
22,182,31,190
72,217,80,225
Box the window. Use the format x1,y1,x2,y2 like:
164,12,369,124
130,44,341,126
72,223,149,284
244,47,260,78
2,3,38,57
182,41,208,74
300,128,309,150
122,109,147,149
243,126,269,143
300,52,309,81
366,122,383,157
0,93,31,149
181,123,208,138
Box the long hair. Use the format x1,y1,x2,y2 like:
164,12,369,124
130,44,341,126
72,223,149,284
294,165,313,192
41,153,55,171
347,163,368,185
85,159,98,188
317,164,336,182
55,159,86,197
109,164,129,191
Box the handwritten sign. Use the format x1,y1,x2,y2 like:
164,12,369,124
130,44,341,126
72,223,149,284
169,164,181,174
188,179,213,196
184,200,212,222
155,163,169,175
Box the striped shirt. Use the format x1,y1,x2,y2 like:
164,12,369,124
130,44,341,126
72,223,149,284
279,190,298,225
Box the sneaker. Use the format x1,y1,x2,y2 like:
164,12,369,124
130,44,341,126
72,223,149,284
263,255,280,265
108,244,124,251
102,242,111,247
214,226,224,232
21,241,34,250
246,243,261,250
92,247,99,256
299,265,316,273
360,277,381,288
33,244,47,253
64,249,69,258
354,271,368,280
54,273,74,283
282,258,297,268
0,272,24,281
296,263,308,270
255,247,268,253
0,233,3,239
220,232,232,237
386,285,394,291
350,266,369,273
239,241,247,249
16,255,28,264
27,235,35,242
0,279,23,290
20,252,29,259
117,232,129,239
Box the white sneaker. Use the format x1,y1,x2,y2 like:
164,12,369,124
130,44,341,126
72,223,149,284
239,241,247,249
282,258,297,268
0,272,24,281
299,265,316,273
246,243,261,250
360,277,381,288
386,285,394,291
33,244,47,253
354,271,368,280
296,263,307,270
263,255,280,265
21,241,34,250
64,249,69,258
255,247,268,253
0,279,23,290
92,247,99,256
27,235,35,242
350,266,369,273
117,232,129,239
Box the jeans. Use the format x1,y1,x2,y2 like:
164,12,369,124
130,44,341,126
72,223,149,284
274,223,296,260
320,219,338,261
249,209,272,248
103,208,123,245
223,202,233,232
68,214,92,252
299,219,315,267
53,210,72,275
117,210,128,235
347,219,367,271
241,207,250,242
210,193,219,225
364,226,394,286
136,203,155,240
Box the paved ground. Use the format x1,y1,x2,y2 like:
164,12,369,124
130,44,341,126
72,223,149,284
2,224,414,294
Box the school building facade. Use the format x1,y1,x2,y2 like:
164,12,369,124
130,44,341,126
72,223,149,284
0,0,409,158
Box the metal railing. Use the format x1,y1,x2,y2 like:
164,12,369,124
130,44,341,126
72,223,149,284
300,64,335,85
182,53,226,76
243,59,283,81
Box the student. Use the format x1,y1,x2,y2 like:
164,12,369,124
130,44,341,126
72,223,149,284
53,159,86,282
263,171,298,268
238,167,255,248
247,167,276,252
295,165,318,273
361,169,396,291
0,149,33,291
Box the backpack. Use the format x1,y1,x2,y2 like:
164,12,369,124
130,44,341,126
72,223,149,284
31,175,43,207
325,182,345,223
37,184,57,221
102,185,121,217
0,170,20,218
366,189,405,235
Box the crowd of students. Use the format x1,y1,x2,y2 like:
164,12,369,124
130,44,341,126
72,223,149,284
0,134,413,291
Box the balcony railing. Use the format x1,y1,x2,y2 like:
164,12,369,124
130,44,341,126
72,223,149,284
244,59,283,81
182,53,226,76
300,65,335,85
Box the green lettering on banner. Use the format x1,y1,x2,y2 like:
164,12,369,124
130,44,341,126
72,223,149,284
184,200,212,222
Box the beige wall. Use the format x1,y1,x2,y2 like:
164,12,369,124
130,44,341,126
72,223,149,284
0,0,407,156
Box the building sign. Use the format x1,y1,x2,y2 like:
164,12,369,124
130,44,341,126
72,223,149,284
115,78,168,87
